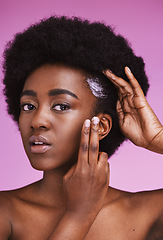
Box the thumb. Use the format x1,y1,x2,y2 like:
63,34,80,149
116,100,124,126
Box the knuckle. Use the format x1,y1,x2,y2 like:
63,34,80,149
87,168,108,187
101,152,108,159
80,143,89,152
77,166,88,176
91,127,98,133
96,174,107,187
90,144,98,153
83,129,89,135
63,174,68,183
99,170,109,184
88,171,97,182
99,152,108,163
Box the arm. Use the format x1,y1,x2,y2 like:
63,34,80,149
103,67,163,154
48,117,109,240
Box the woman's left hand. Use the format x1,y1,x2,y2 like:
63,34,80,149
103,67,163,154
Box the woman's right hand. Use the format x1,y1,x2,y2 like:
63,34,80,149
63,116,109,219
103,67,163,154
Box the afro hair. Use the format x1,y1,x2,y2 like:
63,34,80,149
3,16,149,157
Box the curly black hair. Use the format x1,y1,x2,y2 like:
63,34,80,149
2,16,149,157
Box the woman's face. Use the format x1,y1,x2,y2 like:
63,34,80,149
19,64,97,171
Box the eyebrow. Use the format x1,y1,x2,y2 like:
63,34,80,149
48,89,79,100
20,89,79,100
20,90,36,98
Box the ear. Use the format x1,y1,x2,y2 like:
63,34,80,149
97,113,112,140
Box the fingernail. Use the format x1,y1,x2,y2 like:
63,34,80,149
106,69,112,75
103,69,112,75
102,117,106,120
92,116,100,125
84,119,91,128
106,70,116,80
126,66,131,73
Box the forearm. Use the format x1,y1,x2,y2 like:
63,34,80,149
47,212,97,240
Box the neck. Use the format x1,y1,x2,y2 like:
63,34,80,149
37,165,71,207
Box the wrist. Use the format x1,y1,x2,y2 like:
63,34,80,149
48,211,97,240
64,209,98,226
147,126,163,154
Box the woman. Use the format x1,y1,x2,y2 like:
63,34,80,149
1,16,163,239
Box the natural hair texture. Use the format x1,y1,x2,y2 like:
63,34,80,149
85,72,122,156
3,16,149,157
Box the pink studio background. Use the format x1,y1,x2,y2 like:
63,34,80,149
0,0,163,192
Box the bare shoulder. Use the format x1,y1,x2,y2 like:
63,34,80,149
105,187,163,213
0,190,16,239
95,188,163,240
125,189,163,240
132,189,163,217
133,189,163,240
0,181,40,239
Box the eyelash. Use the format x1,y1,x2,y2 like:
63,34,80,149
20,103,70,112
20,103,36,111
52,103,70,112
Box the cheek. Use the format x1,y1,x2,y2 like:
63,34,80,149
57,120,83,151
19,112,27,130
64,123,82,142
19,115,30,145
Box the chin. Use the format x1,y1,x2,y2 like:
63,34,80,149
28,155,76,172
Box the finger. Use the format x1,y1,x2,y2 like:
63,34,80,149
116,100,125,126
104,69,138,111
77,119,91,168
103,69,133,94
118,90,135,113
103,69,137,110
124,66,146,98
98,152,108,166
98,152,110,184
103,68,145,109
125,67,150,110
89,116,100,166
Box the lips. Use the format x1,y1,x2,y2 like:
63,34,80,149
29,135,52,153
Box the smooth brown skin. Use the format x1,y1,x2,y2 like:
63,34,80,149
0,64,163,240
103,67,163,154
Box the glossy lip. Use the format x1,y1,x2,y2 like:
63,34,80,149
29,135,52,154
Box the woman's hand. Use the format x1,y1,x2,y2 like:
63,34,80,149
63,116,109,217
48,117,109,240
103,67,163,154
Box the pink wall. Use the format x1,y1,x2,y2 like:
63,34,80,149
0,0,163,192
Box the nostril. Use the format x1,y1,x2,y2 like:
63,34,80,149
31,125,48,130
30,112,51,130
40,126,47,129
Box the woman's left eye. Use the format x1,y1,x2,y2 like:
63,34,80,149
53,104,70,111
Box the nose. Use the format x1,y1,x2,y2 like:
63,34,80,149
31,107,51,130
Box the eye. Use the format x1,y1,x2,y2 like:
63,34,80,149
21,103,36,111
53,104,70,112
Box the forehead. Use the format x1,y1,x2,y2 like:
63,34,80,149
23,64,92,98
